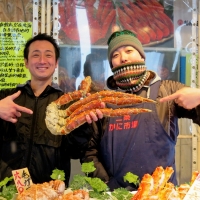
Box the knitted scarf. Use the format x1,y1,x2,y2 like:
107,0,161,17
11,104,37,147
111,61,150,92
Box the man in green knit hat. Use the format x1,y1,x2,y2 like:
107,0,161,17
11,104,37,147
83,30,200,191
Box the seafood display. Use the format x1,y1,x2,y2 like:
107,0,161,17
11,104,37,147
17,180,90,200
17,180,65,200
16,169,200,200
62,189,90,200
131,168,200,200
59,0,174,45
132,166,175,199
45,76,154,135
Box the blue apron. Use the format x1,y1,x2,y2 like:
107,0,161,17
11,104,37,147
100,81,177,190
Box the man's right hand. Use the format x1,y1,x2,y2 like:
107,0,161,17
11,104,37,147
0,91,33,123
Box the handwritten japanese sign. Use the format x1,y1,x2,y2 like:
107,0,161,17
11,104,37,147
12,167,33,194
0,22,32,89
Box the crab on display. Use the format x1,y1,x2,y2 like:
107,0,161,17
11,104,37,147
17,180,90,200
45,76,155,135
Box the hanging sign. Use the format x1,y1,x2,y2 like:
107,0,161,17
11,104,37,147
0,22,32,89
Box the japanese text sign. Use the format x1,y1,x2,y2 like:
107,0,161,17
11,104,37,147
0,22,32,89
12,167,33,194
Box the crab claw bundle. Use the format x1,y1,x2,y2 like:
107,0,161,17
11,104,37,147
45,76,154,135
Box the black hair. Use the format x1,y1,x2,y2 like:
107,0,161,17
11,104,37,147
23,33,60,61
72,60,81,78
83,53,105,80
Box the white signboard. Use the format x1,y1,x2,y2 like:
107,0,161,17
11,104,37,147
183,174,200,199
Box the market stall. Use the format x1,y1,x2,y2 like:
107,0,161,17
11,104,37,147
0,0,199,199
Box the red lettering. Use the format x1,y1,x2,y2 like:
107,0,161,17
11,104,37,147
116,123,122,130
17,180,25,187
124,122,131,129
13,171,21,180
123,115,130,121
109,124,115,131
131,120,138,128
17,186,24,193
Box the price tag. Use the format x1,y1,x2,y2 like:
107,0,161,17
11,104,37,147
183,174,200,199
12,168,33,194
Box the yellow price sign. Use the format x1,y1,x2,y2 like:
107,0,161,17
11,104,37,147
0,22,32,89
12,167,33,194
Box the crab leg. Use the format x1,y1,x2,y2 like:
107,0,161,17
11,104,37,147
132,167,175,200
79,76,92,93
62,189,89,200
176,184,190,199
160,167,174,190
157,182,175,199
46,83,156,136
190,171,199,185
46,107,151,135
68,96,152,120
67,99,103,120
54,76,91,107
62,91,155,117
150,166,165,195
60,108,151,135
132,174,154,200
54,90,86,107
46,76,92,124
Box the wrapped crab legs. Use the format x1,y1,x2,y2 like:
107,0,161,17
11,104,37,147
45,76,155,135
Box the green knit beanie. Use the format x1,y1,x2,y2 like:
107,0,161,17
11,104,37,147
107,30,145,68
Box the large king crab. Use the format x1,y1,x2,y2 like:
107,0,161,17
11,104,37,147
45,76,155,135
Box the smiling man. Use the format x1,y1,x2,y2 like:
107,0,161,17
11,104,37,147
0,33,95,186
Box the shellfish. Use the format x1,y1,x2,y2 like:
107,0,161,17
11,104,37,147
45,76,154,135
